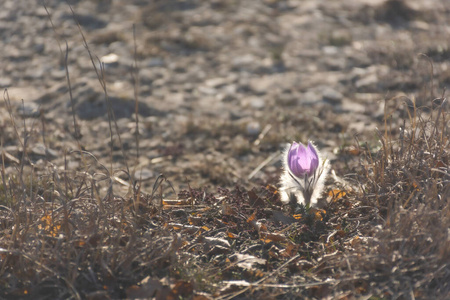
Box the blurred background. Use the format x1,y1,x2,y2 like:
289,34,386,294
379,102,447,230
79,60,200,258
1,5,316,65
1,0,449,193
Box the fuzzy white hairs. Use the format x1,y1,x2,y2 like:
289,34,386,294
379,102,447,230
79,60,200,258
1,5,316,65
279,141,330,207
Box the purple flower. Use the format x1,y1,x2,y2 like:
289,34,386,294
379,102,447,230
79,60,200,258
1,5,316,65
280,140,330,207
287,142,319,177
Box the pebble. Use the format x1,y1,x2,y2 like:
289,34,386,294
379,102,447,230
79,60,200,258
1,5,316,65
300,91,321,105
205,77,229,88
232,54,255,67
17,101,40,118
0,77,12,88
322,87,343,104
100,53,119,67
249,76,275,95
246,121,261,136
31,143,58,157
197,85,217,95
242,96,265,110
134,168,154,181
145,58,165,68
355,73,379,91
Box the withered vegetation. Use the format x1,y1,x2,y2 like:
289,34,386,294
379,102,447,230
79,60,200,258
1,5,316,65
1,74,448,300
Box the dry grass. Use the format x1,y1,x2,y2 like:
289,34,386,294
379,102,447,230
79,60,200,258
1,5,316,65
316,94,450,299
1,79,448,300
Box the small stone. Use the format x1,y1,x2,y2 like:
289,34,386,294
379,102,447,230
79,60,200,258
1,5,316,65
33,43,45,54
324,57,346,71
24,67,45,80
246,121,261,136
134,168,154,181
31,143,58,157
165,93,184,105
410,20,430,31
205,77,228,88
50,69,66,80
197,85,216,95
322,88,343,103
355,74,379,91
242,96,265,109
146,58,165,68
232,54,255,67
101,53,119,68
322,46,338,55
0,77,12,87
17,101,40,118
301,91,321,105
249,76,274,95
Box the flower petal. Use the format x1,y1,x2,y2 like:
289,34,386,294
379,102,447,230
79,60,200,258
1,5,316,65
288,144,301,177
296,143,309,172
287,141,321,177
306,142,319,175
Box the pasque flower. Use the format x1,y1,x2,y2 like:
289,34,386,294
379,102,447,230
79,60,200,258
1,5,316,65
280,141,329,207
287,142,319,177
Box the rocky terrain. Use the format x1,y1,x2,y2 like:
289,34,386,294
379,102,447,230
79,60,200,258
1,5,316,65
1,0,448,194
0,1,449,298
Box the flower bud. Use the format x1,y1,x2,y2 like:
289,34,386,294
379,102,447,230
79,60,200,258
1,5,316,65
287,142,319,177
280,141,329,207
